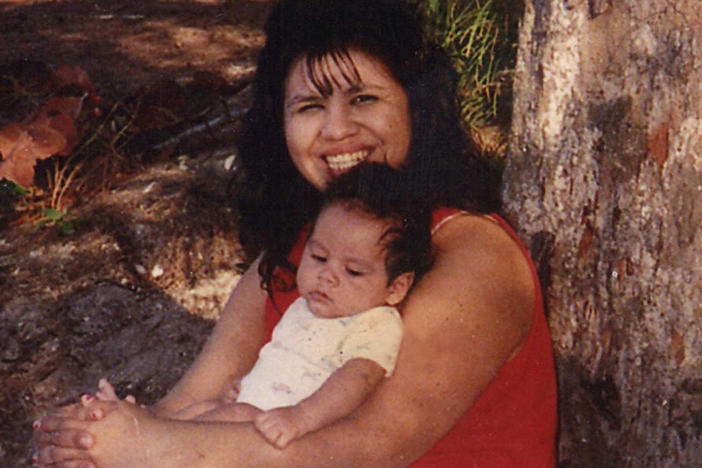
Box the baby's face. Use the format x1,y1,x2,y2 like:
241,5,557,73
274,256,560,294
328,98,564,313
297,203,396,318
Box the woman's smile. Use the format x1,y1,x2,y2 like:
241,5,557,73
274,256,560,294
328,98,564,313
284,49,411,190
324,150,370,174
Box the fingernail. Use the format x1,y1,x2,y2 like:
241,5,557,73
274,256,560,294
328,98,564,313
31,452,38,465
90,409,103,420
32,419,41,430
81,394,95,405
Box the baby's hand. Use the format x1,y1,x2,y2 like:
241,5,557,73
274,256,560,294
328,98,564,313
254,406,309,449
220,378,241,403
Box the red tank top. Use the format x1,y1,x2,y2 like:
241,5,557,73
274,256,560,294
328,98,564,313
263,208,557,467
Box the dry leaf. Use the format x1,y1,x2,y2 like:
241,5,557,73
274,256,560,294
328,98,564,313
0,62,96,188
0,96,83,187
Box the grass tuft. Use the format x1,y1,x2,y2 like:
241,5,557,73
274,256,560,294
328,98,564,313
408,0,519,154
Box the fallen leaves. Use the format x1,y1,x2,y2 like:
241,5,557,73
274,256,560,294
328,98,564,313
0,63,96,188
0,59,246,222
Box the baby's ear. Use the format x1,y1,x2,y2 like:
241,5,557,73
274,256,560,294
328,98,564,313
385,272,414,306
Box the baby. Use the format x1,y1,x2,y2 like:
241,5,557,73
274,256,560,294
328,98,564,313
97,164,433,449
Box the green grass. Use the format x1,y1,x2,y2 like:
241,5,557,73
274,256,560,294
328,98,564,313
408,0,518,131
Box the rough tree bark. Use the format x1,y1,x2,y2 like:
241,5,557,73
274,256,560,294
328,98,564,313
502,0,701,467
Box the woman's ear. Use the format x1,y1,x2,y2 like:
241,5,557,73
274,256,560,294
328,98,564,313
385,272,415,306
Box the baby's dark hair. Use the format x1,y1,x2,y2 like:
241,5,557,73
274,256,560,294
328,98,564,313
316,164,434,284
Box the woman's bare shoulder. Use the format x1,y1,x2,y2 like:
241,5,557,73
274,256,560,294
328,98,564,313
431,213,534,306
402,213,534,364
432,213,525,260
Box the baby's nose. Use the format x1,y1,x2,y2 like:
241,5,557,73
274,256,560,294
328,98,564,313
318,265,339,285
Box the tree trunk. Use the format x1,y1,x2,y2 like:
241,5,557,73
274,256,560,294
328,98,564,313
502,1,702,467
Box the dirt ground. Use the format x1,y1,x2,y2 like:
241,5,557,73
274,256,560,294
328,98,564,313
0,1,274,465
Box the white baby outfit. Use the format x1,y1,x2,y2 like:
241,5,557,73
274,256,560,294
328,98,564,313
236,297,403,411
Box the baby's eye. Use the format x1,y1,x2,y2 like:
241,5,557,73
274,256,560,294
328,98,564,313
345,267,363,277
311,254,327,263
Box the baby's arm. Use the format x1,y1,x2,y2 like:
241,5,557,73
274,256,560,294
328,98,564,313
168,378,243,420
254,357,385,449
167,374,258,422
191,401,261,422
168,399,224,420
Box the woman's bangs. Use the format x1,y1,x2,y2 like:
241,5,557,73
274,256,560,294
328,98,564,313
305,49,362,97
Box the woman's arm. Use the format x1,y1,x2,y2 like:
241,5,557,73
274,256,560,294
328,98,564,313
152,256,269,417
38,215,534,468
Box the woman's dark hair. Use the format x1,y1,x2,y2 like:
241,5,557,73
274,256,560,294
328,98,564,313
317,164,434,285
235,0,502,292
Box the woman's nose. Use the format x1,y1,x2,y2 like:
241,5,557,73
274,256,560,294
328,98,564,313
321,104,358,140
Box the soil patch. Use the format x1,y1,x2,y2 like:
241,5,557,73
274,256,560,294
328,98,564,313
0,1,273,465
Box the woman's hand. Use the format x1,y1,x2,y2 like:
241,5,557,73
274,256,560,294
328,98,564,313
33,396,116,468
36,398,157,468
34,379,142,467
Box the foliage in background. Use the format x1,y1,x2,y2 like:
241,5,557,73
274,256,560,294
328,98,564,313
407,0,520,155
38,207,84,236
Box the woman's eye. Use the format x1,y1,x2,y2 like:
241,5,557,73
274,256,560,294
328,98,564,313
297,103,323,113
351,94,377,105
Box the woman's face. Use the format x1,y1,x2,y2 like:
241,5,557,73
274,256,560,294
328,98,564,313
283,49,411,190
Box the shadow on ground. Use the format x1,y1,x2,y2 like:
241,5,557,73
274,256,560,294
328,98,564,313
1,0,273,95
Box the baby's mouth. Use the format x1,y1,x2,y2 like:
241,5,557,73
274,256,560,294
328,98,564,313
308,290,331,303
324,150,370,173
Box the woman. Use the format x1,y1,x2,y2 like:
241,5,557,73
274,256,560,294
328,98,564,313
35,1,557,466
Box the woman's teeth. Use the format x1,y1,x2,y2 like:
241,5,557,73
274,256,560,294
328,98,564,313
325,151,368,171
